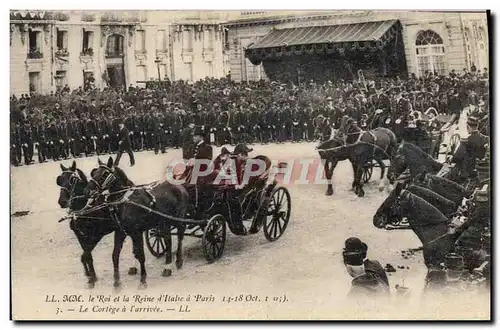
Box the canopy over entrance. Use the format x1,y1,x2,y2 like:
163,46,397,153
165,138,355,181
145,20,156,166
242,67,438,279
244,20,406,82
246,20,401,64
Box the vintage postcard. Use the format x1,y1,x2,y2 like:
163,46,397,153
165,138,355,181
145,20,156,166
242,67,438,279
10,9,491,321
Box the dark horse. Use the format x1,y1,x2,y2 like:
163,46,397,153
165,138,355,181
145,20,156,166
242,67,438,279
332,116,397,197
386,141,444,184
57,160,126,288
373,184,456,269
85,157,190,288
373,185,487,289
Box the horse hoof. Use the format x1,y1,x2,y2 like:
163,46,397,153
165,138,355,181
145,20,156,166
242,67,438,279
113,281,121,288
357,190,365,198
325,190,333,196
162,269,172,277
87,281,95,289
175,259,183,270
138,282,148,290
128,267,138,275
378,186,385,192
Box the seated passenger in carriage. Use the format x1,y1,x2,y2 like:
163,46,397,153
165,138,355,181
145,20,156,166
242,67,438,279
402,113,432,154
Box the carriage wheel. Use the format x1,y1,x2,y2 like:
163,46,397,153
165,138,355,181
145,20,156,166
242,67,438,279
363,163,373,183
145,227,167,258
202,214,226,263
264,187,291,242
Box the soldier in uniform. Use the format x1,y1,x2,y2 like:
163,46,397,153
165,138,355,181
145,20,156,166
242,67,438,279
19,121,34,165
448,116,489,184
47,119,60,161
342,237,390,299
114,121,135,167
11,122,22,166
125,113,137,151
33,120,48,163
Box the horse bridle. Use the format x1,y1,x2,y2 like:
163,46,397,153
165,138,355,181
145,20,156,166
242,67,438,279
59,170,81,196
89,164,116,192
59,170,87,205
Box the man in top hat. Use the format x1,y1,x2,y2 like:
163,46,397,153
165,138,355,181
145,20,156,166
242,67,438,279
114,121,135,167
342,237,390,298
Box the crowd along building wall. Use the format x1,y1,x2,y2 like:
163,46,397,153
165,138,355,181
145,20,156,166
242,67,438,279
224,10,489,82
10,10,230,96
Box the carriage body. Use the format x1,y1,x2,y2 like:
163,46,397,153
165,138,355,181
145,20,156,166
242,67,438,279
145,158,291,262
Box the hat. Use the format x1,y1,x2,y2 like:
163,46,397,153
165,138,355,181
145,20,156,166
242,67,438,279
344,237,368,253
343,237,367,266
232,143,253,155
467,116,479,127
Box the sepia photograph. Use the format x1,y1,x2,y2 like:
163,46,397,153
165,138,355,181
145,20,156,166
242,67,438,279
8,8,491,321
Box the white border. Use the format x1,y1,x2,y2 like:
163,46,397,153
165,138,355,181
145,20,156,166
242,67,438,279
2,1,498,329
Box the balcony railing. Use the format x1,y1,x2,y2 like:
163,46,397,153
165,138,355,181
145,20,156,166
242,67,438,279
105,51,124,58
55,48,69,57
80,48,94,56
27,50,43,59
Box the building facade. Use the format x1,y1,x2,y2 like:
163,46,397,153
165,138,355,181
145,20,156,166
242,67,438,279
10,10,230,95
223,11,489,82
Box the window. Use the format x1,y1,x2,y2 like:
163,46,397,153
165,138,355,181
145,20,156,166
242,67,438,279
135,30,146,53
157,29,168,52
56,29,68,50
160,64,168,79
207,61,214,76
106,34,124,57
224,30,230,50
28,72,40,93
186,62,193,82
183,28,193,52
55,70,67,89
136,65,147,82
208,29,214,51
415,30,445,77
82,30,94,55
28,30,42,58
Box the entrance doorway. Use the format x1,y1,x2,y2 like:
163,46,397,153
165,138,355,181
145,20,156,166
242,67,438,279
106,65,126,89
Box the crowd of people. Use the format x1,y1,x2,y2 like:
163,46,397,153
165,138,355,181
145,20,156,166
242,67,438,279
10,68,489,167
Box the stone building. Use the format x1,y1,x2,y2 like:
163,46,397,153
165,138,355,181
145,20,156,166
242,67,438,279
10,10,230,95
223,10,489,83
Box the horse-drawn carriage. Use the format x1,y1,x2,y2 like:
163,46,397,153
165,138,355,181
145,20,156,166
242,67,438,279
144,148,292,262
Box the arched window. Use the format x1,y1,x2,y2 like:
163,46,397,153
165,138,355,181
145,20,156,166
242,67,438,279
415,30,445,77
106,34,124,58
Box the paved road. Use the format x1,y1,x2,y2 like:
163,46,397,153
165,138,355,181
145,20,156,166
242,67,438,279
11,142,489,320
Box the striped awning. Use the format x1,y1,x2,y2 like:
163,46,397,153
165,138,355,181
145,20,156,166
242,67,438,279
248,20,399,50
245,20,402,64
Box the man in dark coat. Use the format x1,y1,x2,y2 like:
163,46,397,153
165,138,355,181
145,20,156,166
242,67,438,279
449,116,488,182
342,237,390,298
114,121,135,167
